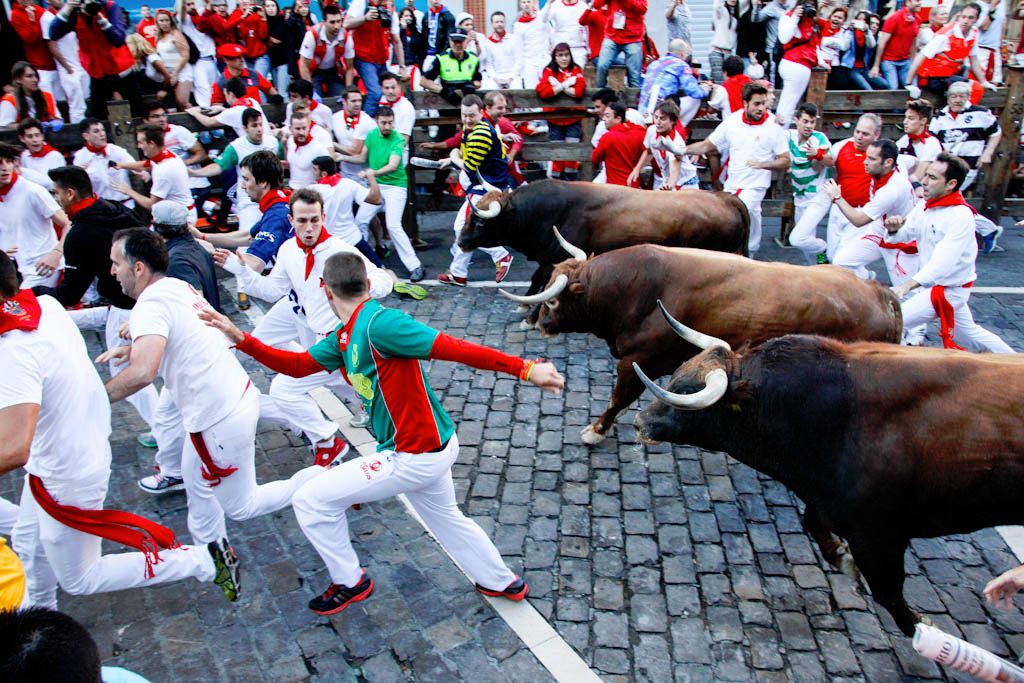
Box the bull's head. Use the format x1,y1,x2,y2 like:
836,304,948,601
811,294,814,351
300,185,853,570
499,227,588,336
458,188,513,251
634,304,736,444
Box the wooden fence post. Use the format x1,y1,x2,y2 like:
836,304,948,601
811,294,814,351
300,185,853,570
108,101,136,158
804,67,829,113
983,64,1024,222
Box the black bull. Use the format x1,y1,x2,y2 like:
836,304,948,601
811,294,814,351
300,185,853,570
634,326,1024,636
457,180,750,322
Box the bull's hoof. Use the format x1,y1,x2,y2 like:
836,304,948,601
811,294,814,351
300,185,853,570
515,304,531,314
839,552,862,583
518,320,534,331
581,424,606,445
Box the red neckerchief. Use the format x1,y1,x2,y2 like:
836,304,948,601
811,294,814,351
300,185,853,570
0,173,18,202
292,134,314,149
908,131,932,143
235,96,260,109
298,229,332,279
488,31,506,42
925,190,976,213
68,194,98,218
429,4,443,12
379,94,404,107
85,143,107,156
0,289,42,335
29,143,58,158
517,13,535,22
344,111,360,128
318,173,342,187
742,110,767,126
143,148,176,168
309,101,320,112
336,297,372,350
931,282,974,350
870,169,895,196
258,188,291,213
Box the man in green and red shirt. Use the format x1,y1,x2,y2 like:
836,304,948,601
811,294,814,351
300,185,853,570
201,252,564,614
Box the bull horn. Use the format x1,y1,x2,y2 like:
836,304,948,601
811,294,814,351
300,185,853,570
658,300,731,351
633,362,729,410
481,178,502,195
470,197,501,219
499,274,568,304
553,226,587,262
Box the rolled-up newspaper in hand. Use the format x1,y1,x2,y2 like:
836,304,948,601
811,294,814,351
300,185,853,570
913,623,1024,683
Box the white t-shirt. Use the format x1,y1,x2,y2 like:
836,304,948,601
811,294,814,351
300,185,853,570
150,153,194,211
19,149,65,180
318,176,369,245
130,277,251,433
896,133,942,176
0,175,59,279
332,109,375,180
707,110,787,191
72,143,136,205
298,24,354,70
379,95,416,138
889,202,977,287
0,295,111,483
41,10,84,69
286,100,334,132
286,136,330,189
643,124,697,187
164,123,210,189
183,9,216,58
862,170,918,226
215,97,275,139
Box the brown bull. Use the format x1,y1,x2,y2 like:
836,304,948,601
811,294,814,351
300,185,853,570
634,325,1024,636
503,243,902,444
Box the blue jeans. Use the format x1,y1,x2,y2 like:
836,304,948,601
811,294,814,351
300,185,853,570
354,60,389,116
596,38,643,88
270,64,290,94
313,67,345,99
246,55,271,79
880,58,911,89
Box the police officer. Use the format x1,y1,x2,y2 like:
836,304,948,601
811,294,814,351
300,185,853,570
420,30,482,105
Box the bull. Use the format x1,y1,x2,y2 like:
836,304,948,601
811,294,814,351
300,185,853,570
460,179,750,324
634,318,1024,636
502,243,902,444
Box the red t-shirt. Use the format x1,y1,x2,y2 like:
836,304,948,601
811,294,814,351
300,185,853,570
834,139,871,207
722,74,751,114
880,7,921,62
592,122,646,186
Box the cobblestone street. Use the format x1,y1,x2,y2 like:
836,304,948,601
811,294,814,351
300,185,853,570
6,212,1024,681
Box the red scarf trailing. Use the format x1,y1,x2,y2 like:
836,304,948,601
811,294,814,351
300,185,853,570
258,188,291,213
143,148,176,168
299,229,331,279
925,190,976,213
0,289,41,335
0,173,18,202
30,143,58,158
85,143,107,156
189,432,238,486
29,474,180,579
931,282,974,350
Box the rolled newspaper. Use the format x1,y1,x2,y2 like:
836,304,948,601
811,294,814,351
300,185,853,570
913,623,1024,683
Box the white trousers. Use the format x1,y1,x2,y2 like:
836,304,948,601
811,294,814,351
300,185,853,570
13,473,214,610
789,192,831,263
727,186,766,254
355,184,421,274
521,62,547,89
292,434,516,590
55,64,87,122
182,386,325,544
152,388,185,479
826,205,856,261
449,196,509,278
193,57,218,108
777,60,811,128
833,223,920,285
901,285,1014,353
0,496,19,536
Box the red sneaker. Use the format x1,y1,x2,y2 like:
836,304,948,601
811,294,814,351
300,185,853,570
494,255,514,283
437,272,467,287
313,435,350,467
475,575,529,601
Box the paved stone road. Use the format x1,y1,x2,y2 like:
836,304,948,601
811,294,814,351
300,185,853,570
5,212,1024,681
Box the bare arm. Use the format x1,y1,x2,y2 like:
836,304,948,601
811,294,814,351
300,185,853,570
979,130,1002,165
870,31,891,74
101,335,166,403
684,139,717,156
186,107,222,129
627,148,652,187
362,171,383,204
749,152,790,171
337,146,370,165
0,403,38,476
299,57,313,81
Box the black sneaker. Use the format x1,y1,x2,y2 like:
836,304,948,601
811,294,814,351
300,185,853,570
309,571,374,615
208,538,241,602
475,575,529,601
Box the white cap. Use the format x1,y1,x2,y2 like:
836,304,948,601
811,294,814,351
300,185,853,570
151,200,188,227
455,11,473,26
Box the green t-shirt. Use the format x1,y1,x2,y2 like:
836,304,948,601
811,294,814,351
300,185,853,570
789,130,831,198
364,128,407,188
309,299,454,453
216,137,283,171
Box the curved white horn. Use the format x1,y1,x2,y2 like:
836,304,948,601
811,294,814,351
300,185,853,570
481,178,502,195
633,363,729,410
499,274,568,304
473,200,501,219
553,226,587,262
658,300,731,351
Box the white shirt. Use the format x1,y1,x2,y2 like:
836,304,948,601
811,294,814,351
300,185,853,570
644,124,697,186
215,98,275,140
380,95,416,138
0,95,51,127
298,24,353,70
150,153,194,210
164,123,210,189
20,148,65,180
896,133,943,176
286,100,334,132
481,32,518,78
182,9,216,57
332,109,375,180
72,143,136,206
540,0,588,50
707,110,787,191
920,23,980,60
286,136,330,190
0,175,60,279
977,0,1005,49
233,234,392,335
513,14,551,68
41,10,84,69
862,170,918,227
0,296,111,483
890,202,977,287
317,176,370,245
130,277,251,433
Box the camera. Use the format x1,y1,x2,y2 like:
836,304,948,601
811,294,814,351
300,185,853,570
801,3,816,19
378,6,391,28
84,0,104,15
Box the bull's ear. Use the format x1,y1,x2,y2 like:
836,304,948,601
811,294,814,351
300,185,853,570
569,282,584,294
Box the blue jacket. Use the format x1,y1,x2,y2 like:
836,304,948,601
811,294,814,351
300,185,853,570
838,28,876,70
247,201,293,268
638,54,709,116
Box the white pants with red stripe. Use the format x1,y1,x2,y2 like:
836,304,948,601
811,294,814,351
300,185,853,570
355,184,422,275
449,196,510,279
292,434,516,591
182,386,326,544
789,191,831,263
833,223,920,285
900,285,1014,353
13,471,214,610
726,185,766,254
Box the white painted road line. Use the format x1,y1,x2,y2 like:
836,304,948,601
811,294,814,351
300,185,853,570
238,298,599,683
972,287,1024,295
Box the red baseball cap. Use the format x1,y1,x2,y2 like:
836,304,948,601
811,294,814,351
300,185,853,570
217,43,245,59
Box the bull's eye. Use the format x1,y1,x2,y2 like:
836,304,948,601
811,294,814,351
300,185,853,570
545,300,559,309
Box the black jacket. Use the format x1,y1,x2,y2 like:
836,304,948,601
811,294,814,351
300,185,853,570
33,197,142,309
420,9,455,59
166,233,222,313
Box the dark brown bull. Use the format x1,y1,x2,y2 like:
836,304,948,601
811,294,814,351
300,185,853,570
634,323,1024,635
459,179,750,324
503,243,901,444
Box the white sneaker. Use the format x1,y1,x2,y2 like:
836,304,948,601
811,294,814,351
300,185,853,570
349,412,371,428
138,472,186,494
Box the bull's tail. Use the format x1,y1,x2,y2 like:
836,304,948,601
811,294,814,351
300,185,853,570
720,192,751,257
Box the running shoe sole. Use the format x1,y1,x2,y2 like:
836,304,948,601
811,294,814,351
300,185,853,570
310,579,374,615
393,282,428,300
476,580,530,601
137,433,157,448
209,541,241,602
137,479,186,494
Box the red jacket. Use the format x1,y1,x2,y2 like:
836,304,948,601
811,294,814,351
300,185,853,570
204,12,238,46
592,0,647,45
579,7,606,58
210,67,274,104
722,74,751,114
592,121,646,185
351,1,394,65
10,5,57,70
136,16,158,46
237,12,268,58
537,65,587,125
